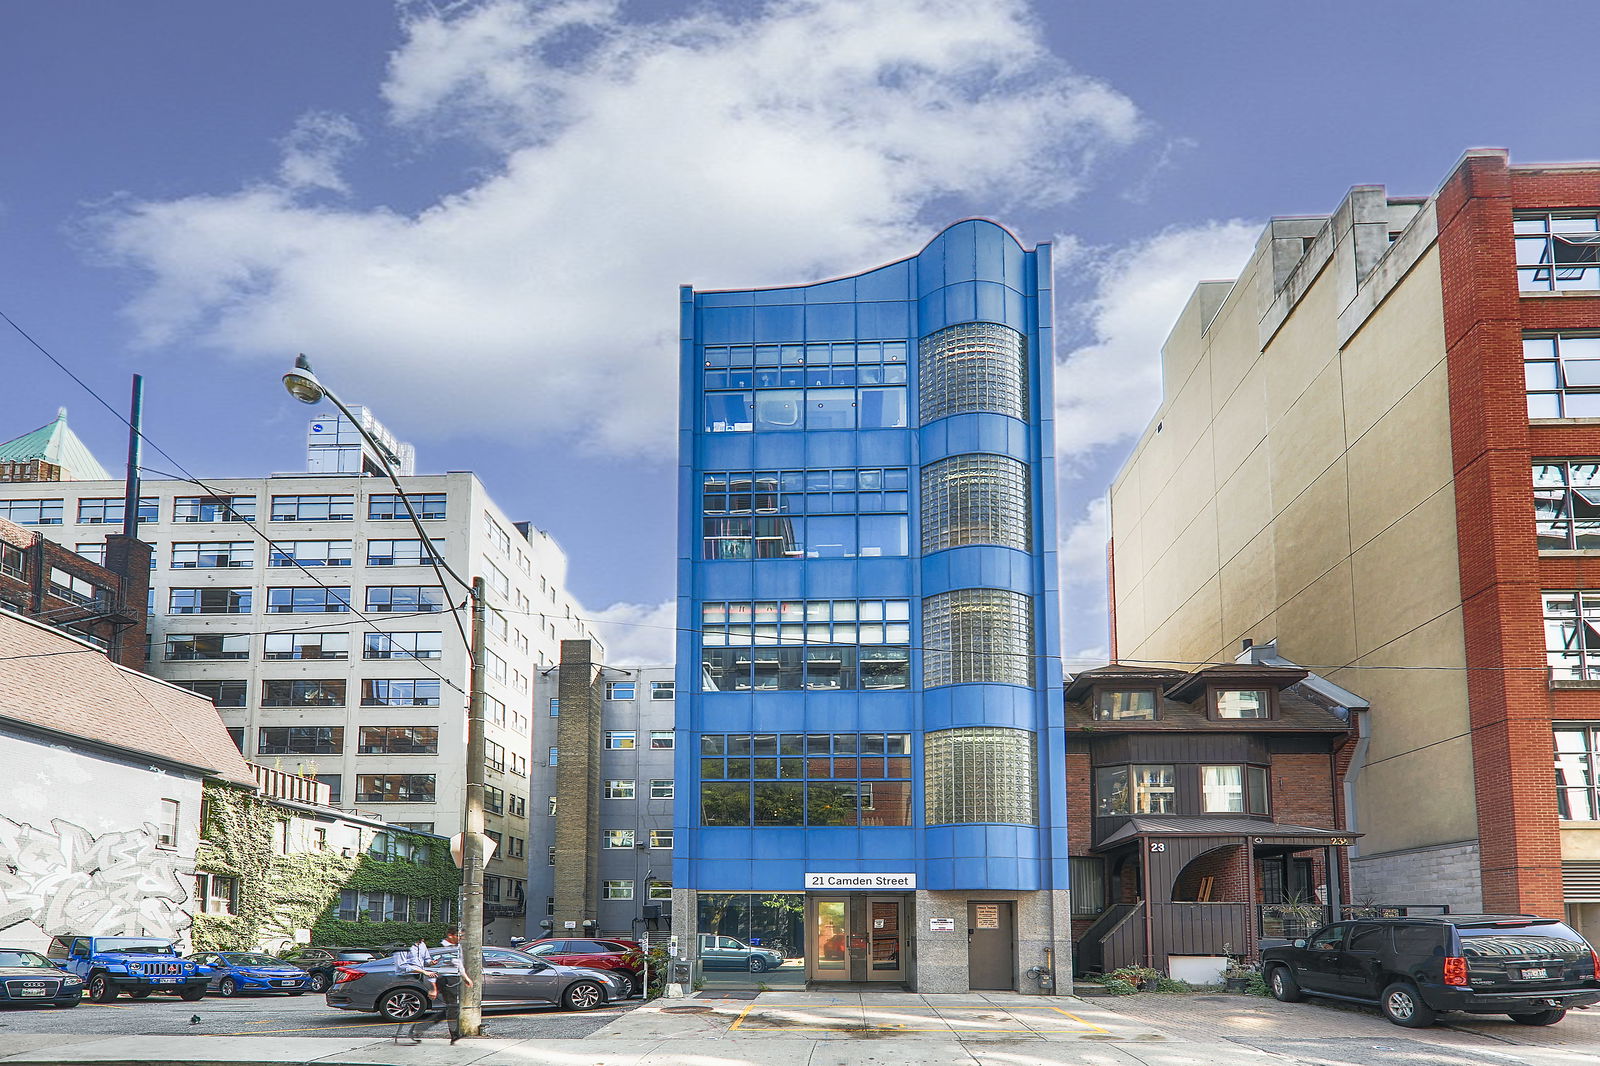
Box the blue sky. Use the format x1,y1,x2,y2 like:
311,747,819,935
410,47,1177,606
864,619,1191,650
4,0,1598,666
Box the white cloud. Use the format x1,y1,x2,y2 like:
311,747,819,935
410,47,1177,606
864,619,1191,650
1059,494,1107,587
277,112,362,194
1053,220,1258,465
93,0,1141,456
586,599,676,667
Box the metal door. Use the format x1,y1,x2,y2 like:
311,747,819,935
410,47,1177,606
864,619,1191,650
866,897,905,981
967,901,1015,990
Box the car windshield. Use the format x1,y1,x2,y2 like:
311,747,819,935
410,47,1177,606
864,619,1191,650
1461,922,1589,956
96,939,174,954
0,951,53,968
221,954,285,966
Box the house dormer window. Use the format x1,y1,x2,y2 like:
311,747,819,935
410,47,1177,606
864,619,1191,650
1092,688,1157,721
1212,687,1273,720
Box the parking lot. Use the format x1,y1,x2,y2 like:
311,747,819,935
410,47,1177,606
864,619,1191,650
0,990,636,1040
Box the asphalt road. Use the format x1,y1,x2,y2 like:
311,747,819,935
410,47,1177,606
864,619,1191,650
0,990,637,1039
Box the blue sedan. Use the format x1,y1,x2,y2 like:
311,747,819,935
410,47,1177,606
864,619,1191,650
187,952,310,996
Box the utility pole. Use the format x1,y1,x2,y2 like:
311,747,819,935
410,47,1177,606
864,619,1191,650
457,575,489,1034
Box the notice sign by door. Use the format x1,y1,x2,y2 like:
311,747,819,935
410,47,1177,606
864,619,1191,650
928,917,956,932
974,903,1001,929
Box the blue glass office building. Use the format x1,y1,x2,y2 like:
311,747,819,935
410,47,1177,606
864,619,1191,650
674,221,1068,992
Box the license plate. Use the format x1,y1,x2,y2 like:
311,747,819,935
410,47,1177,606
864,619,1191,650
16,989,46,997
274,980,296,986
151,977,179,984
1520,967,1548,980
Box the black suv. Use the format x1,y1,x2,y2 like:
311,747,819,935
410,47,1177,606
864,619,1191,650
1260,915,1600,1027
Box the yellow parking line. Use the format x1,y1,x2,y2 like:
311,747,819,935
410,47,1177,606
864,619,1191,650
727,1002,760,1031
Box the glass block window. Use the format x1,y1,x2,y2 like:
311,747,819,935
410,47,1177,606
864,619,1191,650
1524,334,1600,418
918,321,1027,423
922,588,1033,687
1544,591,1600,681
923,727,1036,825
1515,213,1600,291
1534,460,1600,550
920,454,1031,552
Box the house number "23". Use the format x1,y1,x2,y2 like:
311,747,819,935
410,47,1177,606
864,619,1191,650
1148,841,1166,852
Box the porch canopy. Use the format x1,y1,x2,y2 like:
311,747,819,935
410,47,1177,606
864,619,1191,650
1097,816,1360,851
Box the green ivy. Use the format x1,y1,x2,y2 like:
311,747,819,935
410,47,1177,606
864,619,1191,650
197,783,458,953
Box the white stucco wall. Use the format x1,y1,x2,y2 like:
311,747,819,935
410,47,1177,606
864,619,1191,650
0,727,204,952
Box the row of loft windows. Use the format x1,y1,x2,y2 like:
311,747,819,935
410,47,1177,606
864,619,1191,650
1094,763,1270,816
701,599,911,645
601,829,674,848
165,631,443,662
1090,687,1276,721
703,340,909,369
160,539,446,569
700,734,913,827
165,585,446,615
704,363,908,391
599,779,676,800
702,645,911,691
704,386,908,433
0,494,449,527
256,725,439,755
601,681,675,700
250,678,444,707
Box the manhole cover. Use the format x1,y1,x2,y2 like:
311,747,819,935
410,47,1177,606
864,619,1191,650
661,1005,715,1014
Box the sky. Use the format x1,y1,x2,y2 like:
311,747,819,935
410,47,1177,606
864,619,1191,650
4,0,1599,668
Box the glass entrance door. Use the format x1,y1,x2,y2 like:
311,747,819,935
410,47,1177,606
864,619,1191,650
811,898,849,978
805,895,907,982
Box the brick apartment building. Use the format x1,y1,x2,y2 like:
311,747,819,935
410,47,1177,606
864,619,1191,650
1066,660,1358,977
1108,149,1600,941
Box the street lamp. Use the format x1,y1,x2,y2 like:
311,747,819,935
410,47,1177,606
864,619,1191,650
282,354,491,1037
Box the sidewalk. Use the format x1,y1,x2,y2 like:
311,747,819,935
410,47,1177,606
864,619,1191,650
4,991,1598,1066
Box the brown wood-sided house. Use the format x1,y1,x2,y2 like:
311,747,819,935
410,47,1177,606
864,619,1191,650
1067,661,1362,977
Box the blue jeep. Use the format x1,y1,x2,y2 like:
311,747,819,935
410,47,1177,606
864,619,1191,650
45,935,209,1002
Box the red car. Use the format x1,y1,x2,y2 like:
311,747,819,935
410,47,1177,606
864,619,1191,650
523,938,644,997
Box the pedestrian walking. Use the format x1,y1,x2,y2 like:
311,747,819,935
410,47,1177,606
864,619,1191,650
394,930,474,1045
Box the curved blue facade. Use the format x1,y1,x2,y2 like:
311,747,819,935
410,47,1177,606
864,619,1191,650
675,221,1066,902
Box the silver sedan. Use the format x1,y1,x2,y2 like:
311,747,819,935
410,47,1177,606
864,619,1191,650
325,946,626,1022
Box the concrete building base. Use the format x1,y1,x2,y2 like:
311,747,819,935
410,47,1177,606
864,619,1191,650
1350,839,1483,913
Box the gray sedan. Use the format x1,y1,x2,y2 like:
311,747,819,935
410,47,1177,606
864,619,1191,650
325,946,627,1022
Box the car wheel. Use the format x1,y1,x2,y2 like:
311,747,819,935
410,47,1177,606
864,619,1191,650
179,986,207,1002
126,989,152,999
377,987,431,1022
308,971,331,993
562,980,605,1011
748,956,769,973
1267,965,1304,1002
1380,982,1437,1028
87,974,117,1003
1510,1008,1566,1026
617,972,638,998
218,978,240,998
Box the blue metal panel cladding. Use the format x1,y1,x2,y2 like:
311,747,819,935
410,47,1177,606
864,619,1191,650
677,221,1065,895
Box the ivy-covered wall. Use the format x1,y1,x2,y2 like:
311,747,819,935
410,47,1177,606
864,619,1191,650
193,784,457,952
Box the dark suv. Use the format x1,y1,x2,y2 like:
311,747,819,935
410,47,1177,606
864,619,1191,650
1260,915,1600,1027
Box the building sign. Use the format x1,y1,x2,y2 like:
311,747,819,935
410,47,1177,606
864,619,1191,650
974,904,1000,929
928,917,957,933
803,872,916,890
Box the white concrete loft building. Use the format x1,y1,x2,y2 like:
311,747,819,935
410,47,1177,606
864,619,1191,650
0,442,600,942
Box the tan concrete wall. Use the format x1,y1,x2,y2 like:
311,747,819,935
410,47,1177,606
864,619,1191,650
1110,232,1472,859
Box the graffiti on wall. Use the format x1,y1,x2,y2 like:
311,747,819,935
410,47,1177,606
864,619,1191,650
0,814,190,939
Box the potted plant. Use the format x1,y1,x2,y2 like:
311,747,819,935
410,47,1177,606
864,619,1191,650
1222,957,1254,992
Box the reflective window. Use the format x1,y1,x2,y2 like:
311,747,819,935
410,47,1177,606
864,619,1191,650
921,454,1030,552
651,681,676,700
361,679,441,707
1094,764,1176,815
268,540,353,567
1201,765,1244,813
701,345,909,434
699,733,912,827
1093,689,1157,721
606,681,636,700
650,779,675,800
358,726,438,754
264,632,348,660
266,586,350,613
1525,334,1600,418
700,599,911,692
1515,213,1600,291
1556,725,1600,820
0,499,63,525
604,829,635,848
650,730,675,748
77,497,157,525
366,586,446,613
924,727,1036,825
171,541,254,569
919,321,1027,423
1534,460,1600,549
1544,591,1600,680
258,726,343,755
166,634,249,661
367,539,445,566
1213,688,1271,719
173,496,255,523
261,679,346,707
355,774,436,803
171,679,247,707
603,880,633,900
169,587,251,614
605,731,636,749
368,493,447,520
270,494,354,521
605,780,635,799
701,468,910,560
922,588,1033,687
363,631,443,660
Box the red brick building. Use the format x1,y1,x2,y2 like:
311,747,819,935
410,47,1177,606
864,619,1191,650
0,515,150,671
1066,663,1356,976
1109,150,1600,945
